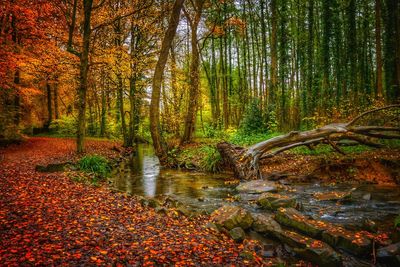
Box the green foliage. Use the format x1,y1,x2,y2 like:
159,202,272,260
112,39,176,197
395,214,400,228
203,123,229,139
266,109,278,132
49,116,77,136
239,99,266,134
229,131,281,147
199,146,223,173
78,155,111,178
292,144,373,156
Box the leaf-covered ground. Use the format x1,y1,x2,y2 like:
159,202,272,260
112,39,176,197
0,137,262,266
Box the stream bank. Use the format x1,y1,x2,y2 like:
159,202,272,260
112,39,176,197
111,144,400,266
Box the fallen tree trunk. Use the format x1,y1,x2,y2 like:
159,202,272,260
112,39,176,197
217,105,400,180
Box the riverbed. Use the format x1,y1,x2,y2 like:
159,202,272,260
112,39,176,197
109,144,400,264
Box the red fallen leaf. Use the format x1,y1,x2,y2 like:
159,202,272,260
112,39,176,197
0,137,267,266
73,253,82,259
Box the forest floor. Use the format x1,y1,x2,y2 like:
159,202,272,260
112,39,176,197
177,139,400,185
258,148,400,185
0,137,263,266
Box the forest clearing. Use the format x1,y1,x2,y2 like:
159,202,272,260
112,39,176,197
1,0,400,266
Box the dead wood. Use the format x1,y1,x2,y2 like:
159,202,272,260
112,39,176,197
217,105,400,180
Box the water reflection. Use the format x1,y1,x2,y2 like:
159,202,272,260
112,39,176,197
110,144,235,212
111,144,400,223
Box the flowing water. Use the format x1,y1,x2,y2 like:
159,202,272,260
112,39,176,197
110,144,400,229
109,144,400,264
110,145,236,213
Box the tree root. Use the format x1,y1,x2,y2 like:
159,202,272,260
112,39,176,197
218,105,400,180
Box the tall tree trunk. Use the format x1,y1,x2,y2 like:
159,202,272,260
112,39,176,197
77,0,93,153
150,0,184,164
270,0,278,107
383,0,400,102
260,0,268,108
13,70,20,126
100,85,106,137
321,0,332,102
54,79,59,119
347,0,357,101
182,0,205,143
46,81,52,128
376,0,383,99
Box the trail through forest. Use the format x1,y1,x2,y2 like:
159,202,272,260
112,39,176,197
0,137,262,266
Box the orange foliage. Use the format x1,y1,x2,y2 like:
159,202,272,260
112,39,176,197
0,137,264,266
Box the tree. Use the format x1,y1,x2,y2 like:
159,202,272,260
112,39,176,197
181,0,205,144
150,0,185,164
66,0,94,153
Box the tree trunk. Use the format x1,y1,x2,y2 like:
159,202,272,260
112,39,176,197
218,105,400,180
150,0,184,164
269,0,278,105
46,81,52,128
77,0,93,153
54,80,59,119
100,85,106,137
181,0,204,144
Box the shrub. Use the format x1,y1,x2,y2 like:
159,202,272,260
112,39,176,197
78,155,111,178
395,214,400,228
239,98,266,134
49,116,77,136
200,146,223,173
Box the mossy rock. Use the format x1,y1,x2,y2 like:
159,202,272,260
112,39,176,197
275,208,328,238
275,207,372,256
321,228,372,256
251,213,282,236
229,227,246,242
276,230,342,267
236,180,278,194
35,162,71,172
210,205,254,230
377,242,400,266
257,193,297,210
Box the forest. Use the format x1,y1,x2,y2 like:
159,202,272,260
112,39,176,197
1,0,400,266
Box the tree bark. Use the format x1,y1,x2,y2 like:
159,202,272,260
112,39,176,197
150,0,184,164
218,105,400,180
181,0,204,144
77,0,93,153
269,0,278,106
54,79,59,119
46,81,52,128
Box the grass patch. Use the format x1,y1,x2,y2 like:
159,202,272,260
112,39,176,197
229,132,281,147
78,155,111,181
176,144,223,173
291,144,373,156
199,146,223,173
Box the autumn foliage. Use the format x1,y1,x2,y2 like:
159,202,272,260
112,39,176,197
0,138,262,266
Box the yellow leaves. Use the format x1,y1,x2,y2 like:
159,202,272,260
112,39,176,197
99,250,107,255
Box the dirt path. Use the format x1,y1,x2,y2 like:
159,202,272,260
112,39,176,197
0,137,260,266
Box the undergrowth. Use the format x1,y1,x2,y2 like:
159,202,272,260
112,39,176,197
199,146,223,173
78,155,111,183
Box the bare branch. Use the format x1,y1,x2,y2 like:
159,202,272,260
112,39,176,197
218,105,400,180
347,104,400,127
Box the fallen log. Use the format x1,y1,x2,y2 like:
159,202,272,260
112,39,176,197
217,105,400,180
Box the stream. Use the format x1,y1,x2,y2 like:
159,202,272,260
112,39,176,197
110,144,400,264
